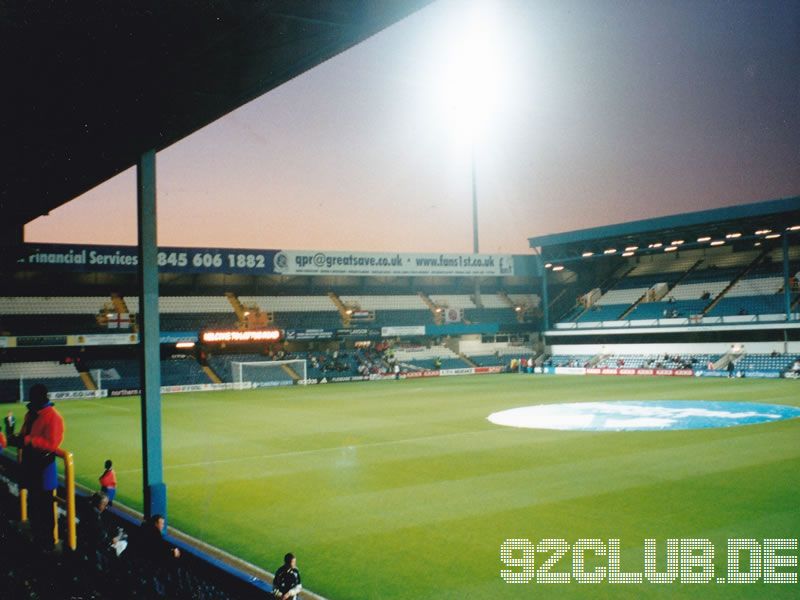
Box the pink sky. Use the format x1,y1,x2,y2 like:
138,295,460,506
25,1,800,254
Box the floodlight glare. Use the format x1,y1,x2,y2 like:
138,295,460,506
432,1,510,142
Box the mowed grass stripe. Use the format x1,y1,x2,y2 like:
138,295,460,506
7,375,796,600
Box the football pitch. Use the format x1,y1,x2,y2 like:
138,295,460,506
10,375,800,599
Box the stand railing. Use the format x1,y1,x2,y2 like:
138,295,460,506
17,447,77,551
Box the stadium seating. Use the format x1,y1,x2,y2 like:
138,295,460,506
0,291,531,335
562,245,799,326
733,353,799,372
84,357,212,390
207,353,298,385
0,361,86,401
544,351,800,375
391,345,472,370
0,296,113,334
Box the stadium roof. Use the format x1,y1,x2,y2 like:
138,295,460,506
0,0,432,232
529,195,800,262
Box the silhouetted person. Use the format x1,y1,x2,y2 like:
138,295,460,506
138,514,180,565
10,384,65,548
4,410,15,436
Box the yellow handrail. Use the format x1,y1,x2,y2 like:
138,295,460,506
56,448,77,551
17,447,77,551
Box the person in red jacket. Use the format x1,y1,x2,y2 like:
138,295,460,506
99,459,117,506
0,429,6,451
10,383,65,547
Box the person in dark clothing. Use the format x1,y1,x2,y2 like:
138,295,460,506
9,384,65,548
4,410,15,436
78,492,126,564
78,493,111,553
273,553,302,599
727,361,735,378
138,514,180,564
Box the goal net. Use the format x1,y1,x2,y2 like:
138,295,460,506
231,360,308,388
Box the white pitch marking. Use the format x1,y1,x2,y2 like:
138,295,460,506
115,428,501,474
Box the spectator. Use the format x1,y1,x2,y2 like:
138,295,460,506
78,492,127,562
138,514,180,564
272,553,302,599
10,383,65,548
99,459,117,506
4,410,15,436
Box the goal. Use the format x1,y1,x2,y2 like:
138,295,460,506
231,360,308,388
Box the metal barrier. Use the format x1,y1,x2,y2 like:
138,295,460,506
17,447,77,551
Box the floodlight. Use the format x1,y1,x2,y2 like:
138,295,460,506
431,1,511,143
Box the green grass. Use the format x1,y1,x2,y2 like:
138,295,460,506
7,375,800,599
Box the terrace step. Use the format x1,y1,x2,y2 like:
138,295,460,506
202,365,222,384
618,259,703,320
418,292,444,325
281,363,301,382
702,247,771,315
79,370,97,390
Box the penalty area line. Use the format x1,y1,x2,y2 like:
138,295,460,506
116,428,500,474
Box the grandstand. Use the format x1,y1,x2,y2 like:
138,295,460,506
528,196,800,381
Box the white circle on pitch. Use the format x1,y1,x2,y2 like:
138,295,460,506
487,401,800,431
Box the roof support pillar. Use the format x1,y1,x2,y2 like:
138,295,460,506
137,149,167,521
782,234,792,321
538,254,550,332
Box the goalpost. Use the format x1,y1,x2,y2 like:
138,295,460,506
231,360,309,388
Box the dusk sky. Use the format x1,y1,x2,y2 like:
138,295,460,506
26,0,800,255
